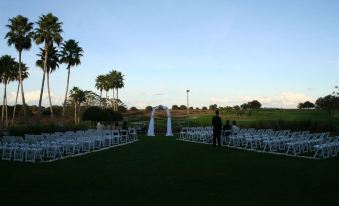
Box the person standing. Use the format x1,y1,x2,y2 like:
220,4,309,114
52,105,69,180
212,110,222,147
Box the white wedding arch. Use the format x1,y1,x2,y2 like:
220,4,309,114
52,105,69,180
147,105,173,137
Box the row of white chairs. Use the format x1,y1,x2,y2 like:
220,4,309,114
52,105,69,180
0,128,138,163
179,127,338,159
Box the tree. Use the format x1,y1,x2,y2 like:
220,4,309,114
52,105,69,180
60,39,84,122
145,106,153,112
102,74,111,106
233,105,241,111
303,101,315,109
315,95,339,117
95,75,105,108
82,90,100,107
12,62,29,125
36,45,60,120
5,15,34,123
172,105,179,110
0,55,17,128
107,70,118,111
34,13,63,117
240,103,249,110
202,106,207,111
333,86,339,97
102,109,123,122
116,71,125,108
83,106,122,123
297,102,304,109
130,106,138,111
179,105,187,110
69,87,86,125
209,104,218,110
248,100,262,109
82,106,102,123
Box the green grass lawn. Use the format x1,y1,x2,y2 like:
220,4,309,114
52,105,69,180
149,109,339,134
1,135,339,206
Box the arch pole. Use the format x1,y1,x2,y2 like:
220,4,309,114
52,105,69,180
147,105,173,137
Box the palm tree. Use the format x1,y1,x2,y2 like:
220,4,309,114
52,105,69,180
102,75,111,108
60,39,83,122
36,45,60,120
69,87,86,125
11,62,29,126
5,15,34,123
0,55,17,128
95,75,105,108
115,71,125,105
34,13,63,118
108,70,119,111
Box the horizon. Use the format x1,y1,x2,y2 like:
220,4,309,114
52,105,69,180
0,0,338,109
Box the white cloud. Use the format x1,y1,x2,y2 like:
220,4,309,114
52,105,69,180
7,90,64,106
209,92,315,108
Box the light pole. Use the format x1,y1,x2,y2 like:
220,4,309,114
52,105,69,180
186,90,190,115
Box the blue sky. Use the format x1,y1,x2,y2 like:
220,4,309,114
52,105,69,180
0,0,338,108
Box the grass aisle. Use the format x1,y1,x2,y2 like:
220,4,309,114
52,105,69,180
0,135,338,205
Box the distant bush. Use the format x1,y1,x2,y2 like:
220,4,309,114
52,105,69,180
298,101,315,109
83,106,123,123
179,105,187,110
172,105,179,110
130,106,138,111
209,104,218,110
145,106,153,112
118,105,127,113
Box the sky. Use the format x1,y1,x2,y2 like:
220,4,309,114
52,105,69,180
0,0,338,109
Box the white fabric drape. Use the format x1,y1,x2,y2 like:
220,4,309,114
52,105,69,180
147,106,173,137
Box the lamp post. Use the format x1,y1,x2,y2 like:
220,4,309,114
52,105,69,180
186,90,190,115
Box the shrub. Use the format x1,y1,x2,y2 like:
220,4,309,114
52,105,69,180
172,105,179,110
179,105,187,110
130,106,138,111
209,104,217,110
145,106,153,112
83,107,123,123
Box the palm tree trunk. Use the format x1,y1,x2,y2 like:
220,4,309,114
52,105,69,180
4,80,8,128
77,104,80,125
100,90,102,108
11,82,20,126
38,43,49,115
62,66,71,123
38,71,46,115
46,70,53,120
116,88,119,111
2,83,5,123
5,83,8,128
18,51,27,123
112,89,115,111
74,103,77,125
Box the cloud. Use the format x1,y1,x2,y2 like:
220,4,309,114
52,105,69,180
209,92,315,108
7,90,64,106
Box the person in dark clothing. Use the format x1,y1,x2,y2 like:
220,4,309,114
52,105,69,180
223,120,231,137
212,110,222,147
